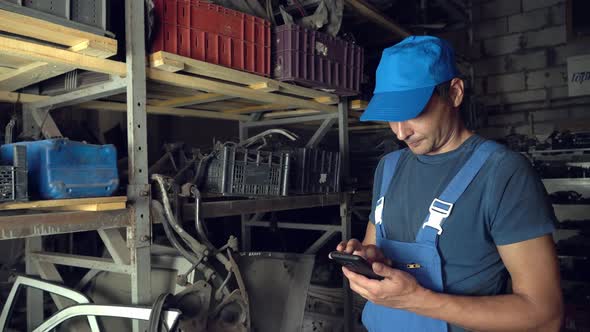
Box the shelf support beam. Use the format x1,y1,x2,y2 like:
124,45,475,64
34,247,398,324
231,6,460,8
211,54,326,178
242,113,337,128
306,117,338,148
26,237,43,330
125,1,151,331
338,98,353,332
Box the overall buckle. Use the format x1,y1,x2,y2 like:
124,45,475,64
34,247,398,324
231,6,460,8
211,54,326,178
423,198,453,235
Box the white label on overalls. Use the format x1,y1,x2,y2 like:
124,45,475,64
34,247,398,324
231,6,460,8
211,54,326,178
375,197,384,225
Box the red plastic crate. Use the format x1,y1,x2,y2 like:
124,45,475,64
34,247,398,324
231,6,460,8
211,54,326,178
152,0,271,77
273,24,364,96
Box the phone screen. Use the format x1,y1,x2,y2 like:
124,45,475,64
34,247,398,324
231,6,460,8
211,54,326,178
329,251,384,280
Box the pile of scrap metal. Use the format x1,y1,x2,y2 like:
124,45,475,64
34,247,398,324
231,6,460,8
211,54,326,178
139,129,322,331
148,175,250,331
135,130,307,331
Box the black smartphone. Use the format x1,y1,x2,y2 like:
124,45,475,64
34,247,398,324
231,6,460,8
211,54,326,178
329,251,384,280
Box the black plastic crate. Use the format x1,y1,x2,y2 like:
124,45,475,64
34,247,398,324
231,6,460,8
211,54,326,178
0,145,27,202
290,148,340,194
204,145,290,197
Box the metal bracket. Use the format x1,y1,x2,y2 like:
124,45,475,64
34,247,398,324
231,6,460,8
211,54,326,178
22,104,63,139
98,228,131,265
306,117,337,148
304,230,337,254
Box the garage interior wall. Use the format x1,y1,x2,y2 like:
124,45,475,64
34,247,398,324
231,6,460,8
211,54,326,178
471,0,590,140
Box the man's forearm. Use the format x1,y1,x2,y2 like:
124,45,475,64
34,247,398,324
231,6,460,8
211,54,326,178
410,288,562,332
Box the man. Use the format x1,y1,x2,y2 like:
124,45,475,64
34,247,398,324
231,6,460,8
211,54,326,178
337,36,563,332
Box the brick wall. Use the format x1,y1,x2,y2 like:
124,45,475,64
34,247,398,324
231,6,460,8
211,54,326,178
470,0,590,139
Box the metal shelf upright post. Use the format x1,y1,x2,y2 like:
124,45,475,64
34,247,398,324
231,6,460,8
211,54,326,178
124,1,152,332
0,2,150,331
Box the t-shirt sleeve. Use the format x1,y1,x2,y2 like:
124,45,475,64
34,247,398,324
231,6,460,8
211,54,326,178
487,152,556,245
369,157,385,224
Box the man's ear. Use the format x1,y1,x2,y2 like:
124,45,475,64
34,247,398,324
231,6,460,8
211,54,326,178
449,78,464,108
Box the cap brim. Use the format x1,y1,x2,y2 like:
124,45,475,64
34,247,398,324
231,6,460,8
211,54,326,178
360,86,435,122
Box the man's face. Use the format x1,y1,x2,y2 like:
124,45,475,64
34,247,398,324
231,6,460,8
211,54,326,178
388,92,454,155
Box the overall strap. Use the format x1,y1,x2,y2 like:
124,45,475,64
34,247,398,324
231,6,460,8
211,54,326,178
417,140,502,245
375,149,405,239
379,149,405,197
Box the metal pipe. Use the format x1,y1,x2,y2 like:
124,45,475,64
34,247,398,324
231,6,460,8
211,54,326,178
192,186,232,270
152,174,209,256
193,187,215,252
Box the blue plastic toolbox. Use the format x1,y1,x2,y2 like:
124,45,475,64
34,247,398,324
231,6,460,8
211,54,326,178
0,139,119,199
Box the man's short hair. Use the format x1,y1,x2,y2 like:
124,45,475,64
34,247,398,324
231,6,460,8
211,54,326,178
434,80,452,103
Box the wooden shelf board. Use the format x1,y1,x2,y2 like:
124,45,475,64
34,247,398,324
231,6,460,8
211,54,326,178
0,196,127,212
0,9,118,91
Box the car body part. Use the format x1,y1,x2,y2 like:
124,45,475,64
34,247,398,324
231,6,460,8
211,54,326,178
0,275,100,332
33,304,180,332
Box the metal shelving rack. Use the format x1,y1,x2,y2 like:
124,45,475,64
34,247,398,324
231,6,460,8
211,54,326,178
532,149,590,298
0,2,362,331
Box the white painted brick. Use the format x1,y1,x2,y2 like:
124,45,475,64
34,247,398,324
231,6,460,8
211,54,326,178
549,3,565,25
531,109,569,121
524,26,566,48
487,72,526,93
549,85,569,99
504,89,548,103
475,17,508,40
523,0,563,12
488,112,526,126
474,57,505,76
553,40,590,65
526,66,567,89
508,8,548,33
481,0,521,20
483,34,523,56
506,50,548,72
509,100,546,111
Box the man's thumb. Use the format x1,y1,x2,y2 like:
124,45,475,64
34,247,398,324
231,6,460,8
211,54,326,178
372,262,391,277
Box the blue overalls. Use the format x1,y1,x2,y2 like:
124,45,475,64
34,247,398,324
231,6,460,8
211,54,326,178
362,141,500,332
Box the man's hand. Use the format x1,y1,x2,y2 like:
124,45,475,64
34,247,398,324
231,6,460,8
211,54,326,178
342,262,427,311
336,238,392,265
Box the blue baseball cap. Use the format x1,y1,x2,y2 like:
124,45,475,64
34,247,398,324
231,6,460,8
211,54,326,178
360,36,459,122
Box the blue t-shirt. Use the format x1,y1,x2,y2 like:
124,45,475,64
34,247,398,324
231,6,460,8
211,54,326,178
369,135,556,332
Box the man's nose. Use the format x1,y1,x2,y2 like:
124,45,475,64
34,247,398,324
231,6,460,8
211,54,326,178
389,122,411,141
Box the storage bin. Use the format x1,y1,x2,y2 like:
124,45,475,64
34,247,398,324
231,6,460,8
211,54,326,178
152,0,271,76
0,145,28,202
3,0,109,33
0,139,118,199
289,148,340,194
273,24,364,96
204,145,290,197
